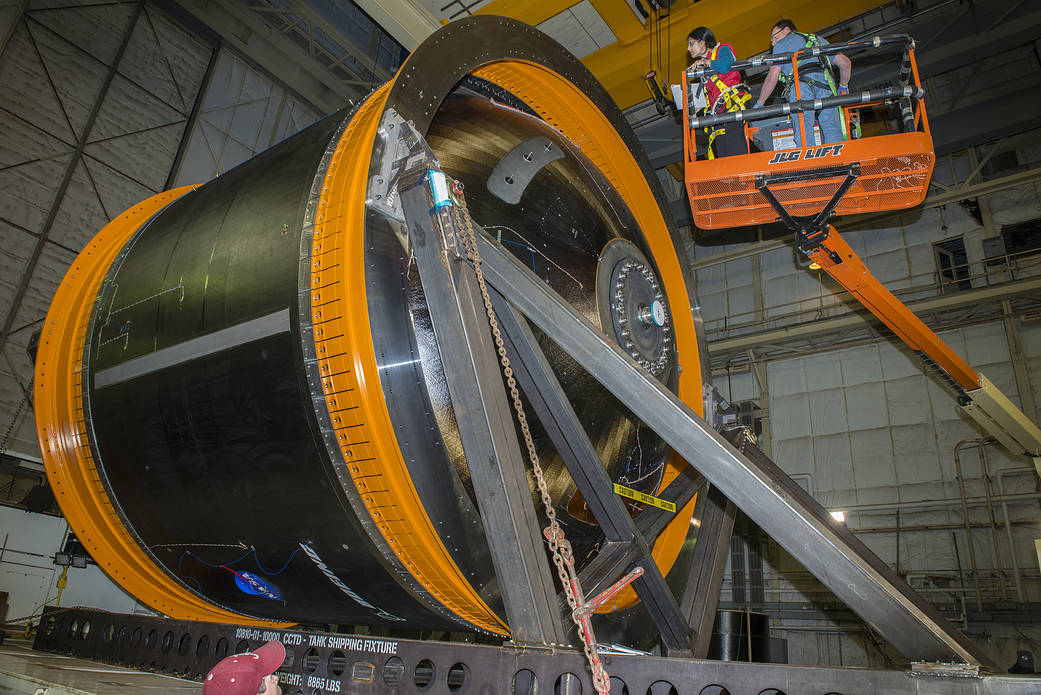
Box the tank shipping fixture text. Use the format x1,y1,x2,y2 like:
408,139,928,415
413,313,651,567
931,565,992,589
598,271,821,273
235,628,399,655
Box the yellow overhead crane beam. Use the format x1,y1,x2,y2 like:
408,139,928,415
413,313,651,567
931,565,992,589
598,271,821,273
478,0,887,110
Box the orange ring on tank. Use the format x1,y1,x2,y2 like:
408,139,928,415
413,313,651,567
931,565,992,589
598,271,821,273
310,58,705,632
35,187,291,626
472,60,703,611
311,84,510,635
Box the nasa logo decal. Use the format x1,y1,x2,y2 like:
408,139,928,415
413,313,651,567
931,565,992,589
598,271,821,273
233,570,284,601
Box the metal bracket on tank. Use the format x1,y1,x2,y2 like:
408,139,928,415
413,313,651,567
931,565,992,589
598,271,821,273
366,109,439,228
486,136,565,205
398,155,568,647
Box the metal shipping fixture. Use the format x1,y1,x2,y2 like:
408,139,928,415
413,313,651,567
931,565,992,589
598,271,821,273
30,606,1039,694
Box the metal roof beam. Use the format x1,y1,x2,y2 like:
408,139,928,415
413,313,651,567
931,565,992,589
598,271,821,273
354,0,438,51
280,0,393,83
707,276,1041,356
172,0,351,112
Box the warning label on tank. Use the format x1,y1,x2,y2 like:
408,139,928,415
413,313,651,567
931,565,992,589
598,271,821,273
612,483,676,513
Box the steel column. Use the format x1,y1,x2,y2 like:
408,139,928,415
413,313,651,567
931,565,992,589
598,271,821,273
399,171,565,645
681,481,737,658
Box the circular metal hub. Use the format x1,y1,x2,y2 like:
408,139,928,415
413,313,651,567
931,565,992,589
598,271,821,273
597,239,674,379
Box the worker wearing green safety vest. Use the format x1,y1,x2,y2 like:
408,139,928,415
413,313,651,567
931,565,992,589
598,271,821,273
754,19,852,146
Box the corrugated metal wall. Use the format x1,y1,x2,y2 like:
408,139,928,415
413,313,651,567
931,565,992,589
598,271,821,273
701,144,1041,667
0,0,321,618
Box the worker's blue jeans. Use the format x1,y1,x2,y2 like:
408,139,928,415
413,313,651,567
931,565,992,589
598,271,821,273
790,82,844,146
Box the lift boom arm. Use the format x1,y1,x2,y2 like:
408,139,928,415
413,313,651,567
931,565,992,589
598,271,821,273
808,227,1041,469
683,33,1041,467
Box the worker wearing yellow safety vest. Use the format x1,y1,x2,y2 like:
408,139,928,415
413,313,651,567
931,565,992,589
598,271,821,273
687,26,752,158
754,19,852,146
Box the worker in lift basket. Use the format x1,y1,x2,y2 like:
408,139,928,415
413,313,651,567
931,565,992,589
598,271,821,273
203,640,284,695
754,19,852,146
687,26,752,158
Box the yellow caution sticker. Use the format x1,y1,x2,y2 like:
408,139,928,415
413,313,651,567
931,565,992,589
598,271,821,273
612,483,676,513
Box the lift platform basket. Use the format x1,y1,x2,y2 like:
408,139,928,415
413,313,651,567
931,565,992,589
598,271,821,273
685,131,934,229
682,34,934,230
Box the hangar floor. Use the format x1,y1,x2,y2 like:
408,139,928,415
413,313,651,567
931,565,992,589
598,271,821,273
0,638,196,694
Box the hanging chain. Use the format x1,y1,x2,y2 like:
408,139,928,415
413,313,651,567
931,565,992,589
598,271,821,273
450,186,611,694
0,375,33,455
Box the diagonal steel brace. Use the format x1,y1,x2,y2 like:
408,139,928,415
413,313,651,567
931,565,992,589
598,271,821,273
467,220,997,669
490,287,695,655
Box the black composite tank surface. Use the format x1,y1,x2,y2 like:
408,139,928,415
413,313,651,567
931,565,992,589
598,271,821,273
82,83,681,631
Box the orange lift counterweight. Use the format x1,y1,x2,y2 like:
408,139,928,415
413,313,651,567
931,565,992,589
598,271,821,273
682,35,1041,471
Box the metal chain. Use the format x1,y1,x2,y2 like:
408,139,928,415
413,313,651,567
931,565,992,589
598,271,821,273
0,375,33,455
451,190,611,694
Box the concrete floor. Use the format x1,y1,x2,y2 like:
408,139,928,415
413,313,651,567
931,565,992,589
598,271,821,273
0,638,198,694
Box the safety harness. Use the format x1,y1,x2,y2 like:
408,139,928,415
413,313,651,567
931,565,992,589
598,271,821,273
702,44,752,159
778,32,851,140
779,32,837,94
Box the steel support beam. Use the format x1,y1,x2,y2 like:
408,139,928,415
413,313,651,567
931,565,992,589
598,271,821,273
281,0,392,83
915,166,1041,212
680,481,736,659
568,468,703,611
634,468,703,540
489,288,693,655
399,172,565,645
929,78,1041,156
471,225,997,668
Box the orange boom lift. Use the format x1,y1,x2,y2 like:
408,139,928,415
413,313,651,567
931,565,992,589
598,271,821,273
682,35,1041,470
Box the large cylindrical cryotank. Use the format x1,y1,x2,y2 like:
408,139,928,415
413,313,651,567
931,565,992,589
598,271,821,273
34,17,709,637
